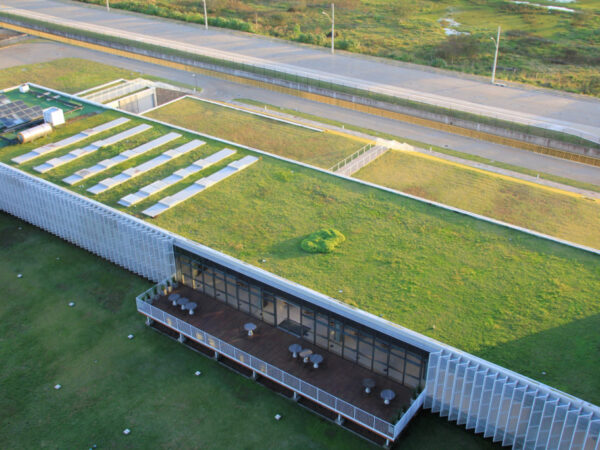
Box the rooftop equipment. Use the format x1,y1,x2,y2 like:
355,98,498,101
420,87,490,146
17,123,52,144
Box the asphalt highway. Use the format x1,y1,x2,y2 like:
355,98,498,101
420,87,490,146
2,0,600,143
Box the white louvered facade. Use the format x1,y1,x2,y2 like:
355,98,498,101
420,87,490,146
0,163,174,282
425,350,600,449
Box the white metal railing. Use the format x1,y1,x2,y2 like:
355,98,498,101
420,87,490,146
329,143,373,172
136,296,414,440
335,145,389,176
394,390,426,437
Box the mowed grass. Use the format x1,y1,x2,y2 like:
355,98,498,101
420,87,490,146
147,157,600,404
0,212,498,449
0,58,139,94
355,150,600,249
2,93,599,406
146,97,361,168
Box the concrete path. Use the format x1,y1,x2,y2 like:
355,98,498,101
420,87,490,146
2,0,600,143
2,40,599,186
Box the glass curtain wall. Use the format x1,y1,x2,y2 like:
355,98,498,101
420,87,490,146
176,249,427,388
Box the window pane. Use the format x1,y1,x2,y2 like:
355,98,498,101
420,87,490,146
301,308,315,343
329,319,343,355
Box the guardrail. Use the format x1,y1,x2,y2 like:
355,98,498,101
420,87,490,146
136,296,413,441
329,143,373,172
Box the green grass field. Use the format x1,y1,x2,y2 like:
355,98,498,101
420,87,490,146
0,212,499,449
146,97,361,168
76,0,600,96
355,150,600,249
0,57,193,94
235,98,600,193
2,90,599,408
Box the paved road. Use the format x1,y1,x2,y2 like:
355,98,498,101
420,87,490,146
2,0,600,144
2,40,599,185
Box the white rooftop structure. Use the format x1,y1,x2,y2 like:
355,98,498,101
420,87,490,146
87,139,204,195
34,123,151,174
12,117,129,164
62,131,180,185
118,148,235,207
143,155,258,217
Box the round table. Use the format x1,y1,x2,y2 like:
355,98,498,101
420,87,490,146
168,293,180,306
186,302,198,315
288,343,302,359
244,322,257,337
380,389,396,405
176,297,189,310
362,378,376,394
299,348,313,363
309,354,323,369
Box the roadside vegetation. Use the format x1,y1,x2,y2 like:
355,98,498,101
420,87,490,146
76,0,600,96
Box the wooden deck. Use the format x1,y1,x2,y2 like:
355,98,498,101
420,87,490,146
153,286,413,422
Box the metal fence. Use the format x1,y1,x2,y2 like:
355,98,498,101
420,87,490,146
425,349,600,449
334,145,389,177
136,295,414,441
329,143,374,172
0,163,175,282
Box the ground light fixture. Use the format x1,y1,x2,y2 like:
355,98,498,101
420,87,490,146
322,3,335,55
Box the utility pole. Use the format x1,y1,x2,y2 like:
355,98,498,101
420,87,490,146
203,0,208,30
106,0,110,12
322,3,335,54
491,25,501,85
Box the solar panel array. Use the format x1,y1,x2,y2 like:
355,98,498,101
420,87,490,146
0,99,43,130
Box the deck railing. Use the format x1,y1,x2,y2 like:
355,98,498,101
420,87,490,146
136,296,416,441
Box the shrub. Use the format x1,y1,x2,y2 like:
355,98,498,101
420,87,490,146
300,228,345,254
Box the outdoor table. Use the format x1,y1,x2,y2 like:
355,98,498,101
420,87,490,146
309,354,323,369
380,389,396,405
168,293,180,306
176,297,190,310
288,343,302,359
186,302,198,315
244,322,257,337
299,348,313,363
362,378,376,394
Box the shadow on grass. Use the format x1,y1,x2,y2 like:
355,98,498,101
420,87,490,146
476,314,600,406
268,236,314,260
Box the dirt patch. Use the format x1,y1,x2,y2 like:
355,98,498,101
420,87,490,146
155,88,186,106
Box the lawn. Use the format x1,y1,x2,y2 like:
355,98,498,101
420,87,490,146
355,150,600,249
146,97,362,168
235,98,600,194
2,88,599,408
0,57,194,94
76,0,600,96
0,212,498,449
